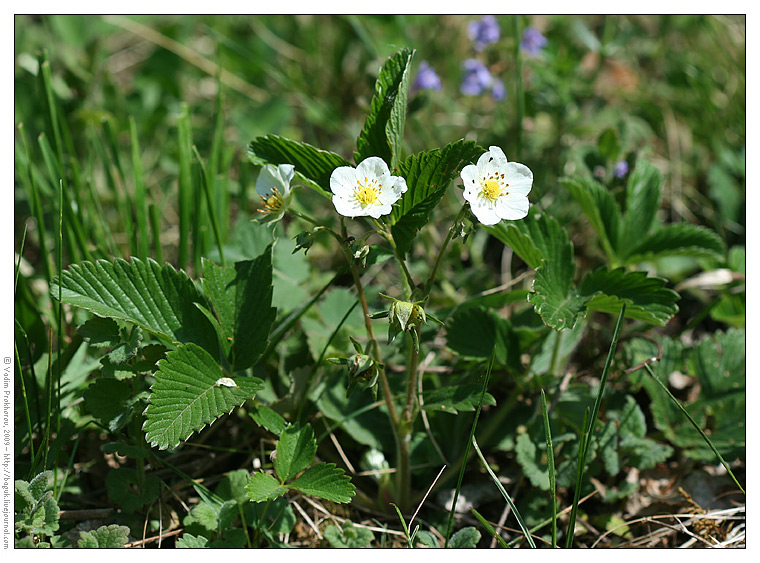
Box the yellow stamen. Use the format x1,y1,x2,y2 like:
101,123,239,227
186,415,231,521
354,184,380,206
481,179,507,201
259,186,284,214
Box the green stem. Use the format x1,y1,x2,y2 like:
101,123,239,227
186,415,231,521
549,330,564,377
541,389,558,548
423,205,469,300
372,218,414,298
398,332,420,514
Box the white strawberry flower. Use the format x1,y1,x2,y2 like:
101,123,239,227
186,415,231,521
330,157,408,219
256,163,296,221
460,146,533,225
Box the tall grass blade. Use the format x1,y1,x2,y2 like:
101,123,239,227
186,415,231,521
472,436,536,548
444,351,495,547
470,507,509,548
39,51,64,165
17,124,53,284
129,116,150,259
192,145,225,266
177,105,193,269
642,363,745,494
565,303,626,547
541,389,558,548
98,119,134,257
149,203,164,263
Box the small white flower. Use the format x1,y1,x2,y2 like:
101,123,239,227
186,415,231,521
330,157,408,219
256,163,296,220
460,146,533,225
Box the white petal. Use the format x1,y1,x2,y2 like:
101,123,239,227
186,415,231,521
356,156,390,184
477,146,509,179
378,186,403,205
469,198,502,225
392,175,408,194
332,195,361,218
330,166,357,197
496,194,530,220
255,165,279,198
275,164,296,195
503,162,533,196
460,164,480,199
368,203,393,218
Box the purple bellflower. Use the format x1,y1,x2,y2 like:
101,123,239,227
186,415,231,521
614,161,629,178
411,61,442,93
520,26,548,57
468,15,500,52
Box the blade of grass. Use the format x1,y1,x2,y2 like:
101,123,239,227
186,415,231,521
565,303,626,547
177,105,193,270
470,507,509,548
642,362,745,494
39,51,64,165
129,116,150,260
208,65,228,245
389,503,414,548
472,435,536,548
98,119,134,257
192,145,225,266
149,203,164,263
53,178,64,493
17,124,54,284
541,389,558,548
444,351,495,547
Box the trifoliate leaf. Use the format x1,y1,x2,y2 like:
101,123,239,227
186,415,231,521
143,343,264,450
246,471,288,503
274,423,317,482
288,462,355,503
625,223,725,264
77,524,130,548
51,257,218,358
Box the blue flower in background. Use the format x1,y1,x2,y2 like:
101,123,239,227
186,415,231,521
468,15,500,51
491,78,506,101
411,61,442,92
520,26,548,56
614,161,629,178
460,59,493,96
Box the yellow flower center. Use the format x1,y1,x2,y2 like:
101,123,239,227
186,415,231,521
354,177,381,206
481,179,505,201
259,186,284,214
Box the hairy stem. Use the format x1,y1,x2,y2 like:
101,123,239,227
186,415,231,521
423,204,469,300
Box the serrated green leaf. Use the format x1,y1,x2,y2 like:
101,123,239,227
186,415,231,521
105,469,161,513
245,497,296,535
77,524,130,548
83,378,132,430
445,307,515,366
249,404,287,436
176,534,210,548
626,223,726,264
201,248,276,371
246,471,288,503
448,526,481,548
77,316,120,347
526,214,585,331
184,503,220,534
580,267,679,326
354,48,414,168
619,161,662,254
217,500,239,531
28,470,52,501
274,423,317,482
51,258,218,358
105,326,142,364
143,343,264,450
422,384,496,414
216,469,251,506
388,140,483,255
247,134,351,197
288,462,355,503
562,176,622,261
